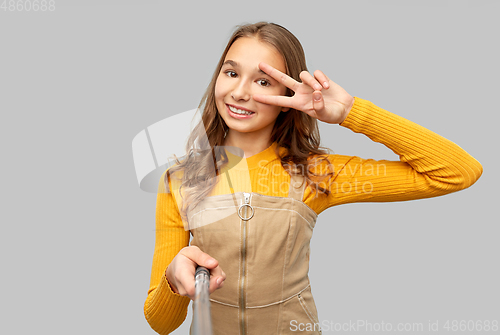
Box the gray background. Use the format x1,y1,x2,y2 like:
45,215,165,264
1,0,498,334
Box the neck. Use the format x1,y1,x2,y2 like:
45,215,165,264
223,132,273,158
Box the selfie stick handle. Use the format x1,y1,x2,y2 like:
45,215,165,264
193,266,213,335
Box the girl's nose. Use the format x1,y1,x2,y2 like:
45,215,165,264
231,81,251,101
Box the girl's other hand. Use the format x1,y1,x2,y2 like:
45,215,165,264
253,62,355,124
165,246,226,300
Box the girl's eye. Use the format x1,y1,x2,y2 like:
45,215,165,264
257,79,271,87
224,70,270,87
225,70,237,78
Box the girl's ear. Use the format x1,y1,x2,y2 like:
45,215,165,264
282,107,290,112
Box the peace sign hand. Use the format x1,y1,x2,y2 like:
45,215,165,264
253,62,355,124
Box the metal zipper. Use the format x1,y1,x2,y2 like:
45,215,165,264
239,192,252,335
298,293,322,333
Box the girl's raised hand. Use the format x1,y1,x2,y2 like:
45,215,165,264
253,62,355,124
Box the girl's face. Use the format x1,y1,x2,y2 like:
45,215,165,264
215,37,289,143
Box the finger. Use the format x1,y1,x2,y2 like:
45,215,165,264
313,90,324,110
209,264,225,289
209,265,225,280
253,93,295,109
313,70,330,89
180,246,219,269
208,272,226,294
175,265,225,299
178,270,220,300
259,62,300,92
299,71,322,91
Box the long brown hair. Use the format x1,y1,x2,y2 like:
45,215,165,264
166,21,335,222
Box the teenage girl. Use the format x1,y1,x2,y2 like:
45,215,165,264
144,22,482,335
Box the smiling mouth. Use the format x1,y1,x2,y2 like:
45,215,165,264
227,104,255,115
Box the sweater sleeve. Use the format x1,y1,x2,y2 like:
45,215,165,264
144,169,191,334
313,97,483,213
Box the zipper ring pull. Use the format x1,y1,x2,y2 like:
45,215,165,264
238,204,254,220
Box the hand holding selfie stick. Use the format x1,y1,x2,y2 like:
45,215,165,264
193,266,213,335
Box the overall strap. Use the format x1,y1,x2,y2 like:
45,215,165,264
288,172,306,201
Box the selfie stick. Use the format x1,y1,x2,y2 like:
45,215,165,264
193,266,213,335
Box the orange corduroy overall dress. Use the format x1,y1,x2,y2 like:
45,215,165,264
187,170,322,334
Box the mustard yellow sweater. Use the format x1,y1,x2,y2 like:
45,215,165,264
144,97,482,334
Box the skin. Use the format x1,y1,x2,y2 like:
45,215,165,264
253,61,355,125
166,36,356,300
166,245,226,299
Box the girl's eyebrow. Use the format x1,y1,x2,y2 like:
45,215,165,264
222,59,269,76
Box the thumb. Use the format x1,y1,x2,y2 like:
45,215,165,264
195,250,219,269
203,256,218,269
181,246,219,269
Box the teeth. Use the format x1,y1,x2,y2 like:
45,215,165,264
229,105,253,115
